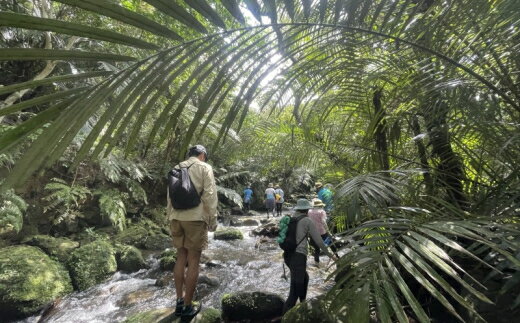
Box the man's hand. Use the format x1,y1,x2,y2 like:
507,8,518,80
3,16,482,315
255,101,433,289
208,218,218,232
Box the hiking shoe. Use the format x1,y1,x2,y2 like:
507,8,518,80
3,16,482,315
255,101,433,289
174,298,184,317
181,301,201,318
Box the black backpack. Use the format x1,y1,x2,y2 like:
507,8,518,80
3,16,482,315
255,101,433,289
168,164,201,210
279,215,307,253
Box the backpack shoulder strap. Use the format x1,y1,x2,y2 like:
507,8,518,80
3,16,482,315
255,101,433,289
294,216,308,247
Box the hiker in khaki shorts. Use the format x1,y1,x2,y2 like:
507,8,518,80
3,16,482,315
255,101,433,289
166,145,218,318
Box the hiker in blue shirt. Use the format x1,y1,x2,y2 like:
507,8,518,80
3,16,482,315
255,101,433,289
243,186,253,213
315,182,333,213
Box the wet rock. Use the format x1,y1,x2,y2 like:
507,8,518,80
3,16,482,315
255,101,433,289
231,218,260,227
199,273,220,287
214,228,243,241
67,240,117,291
123,308,173,323
230,206,244,216
281,297,337,323
193,307,222,323
159,249,177,271
221,291,284,322
252,220,280,238
143,233,173,250
154,272,173,287
119,289,155,308
22,234,79,262
116,245,146,273
0,245,73,319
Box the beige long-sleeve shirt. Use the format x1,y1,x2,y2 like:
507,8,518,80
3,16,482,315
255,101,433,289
167,157,218,227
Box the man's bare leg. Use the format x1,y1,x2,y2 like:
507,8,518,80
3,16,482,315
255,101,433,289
174,247,188,300
183,249,202,305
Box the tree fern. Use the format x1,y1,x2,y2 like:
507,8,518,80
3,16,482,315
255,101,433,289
43,177,91,226
95,188,128,232
0,189,27,235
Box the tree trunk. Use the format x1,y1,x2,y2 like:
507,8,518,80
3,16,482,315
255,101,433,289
422,101,469,210
373,89,390,171
409,115,434,194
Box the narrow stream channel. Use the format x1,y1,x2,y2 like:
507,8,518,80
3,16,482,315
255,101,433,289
18,213,336,323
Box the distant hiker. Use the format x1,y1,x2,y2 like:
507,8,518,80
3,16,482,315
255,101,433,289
315,182,334,213
278,199,337,314
167,145,218,318
265,183,276,218
243,186,253,213
308,199,339,264
274,184,284,217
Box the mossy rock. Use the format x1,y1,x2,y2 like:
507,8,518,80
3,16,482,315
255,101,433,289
123,308,173,323
221,291,284,321
214,228,243,241
281,297,337,323
116,245,147,273
67,240,117,291
114,218,169,249
159,249,177,271
193,307,222,323
0,245,73,319
143,233,173,250
22,235,79,263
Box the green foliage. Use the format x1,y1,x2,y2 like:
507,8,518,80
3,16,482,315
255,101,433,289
95,189,128,232
0,189,27,235
216,185,243,209
42,178,91,226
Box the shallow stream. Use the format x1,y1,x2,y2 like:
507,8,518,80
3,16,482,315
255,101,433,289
18,212,336,323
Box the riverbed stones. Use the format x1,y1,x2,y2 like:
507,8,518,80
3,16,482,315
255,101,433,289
214,228,243,240
251,220,279,237
0,245,73,319
281,297,337,323
116,245,146,273
221,291,284,322
22,234,79,262
193,307,222,323
67,240,117,290
143,233,173,250
159,249,177,270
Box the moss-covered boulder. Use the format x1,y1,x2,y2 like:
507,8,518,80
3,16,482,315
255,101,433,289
22,235,79,263
143,233,173,250
123,308,173,323
67,240,117,291
214,228,243,241
159,249,177,271
114,219,171,250
116,245,147,273
281,297,337,323
221,292,284,321
0,245,73,319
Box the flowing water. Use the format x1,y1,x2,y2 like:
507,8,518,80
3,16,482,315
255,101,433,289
18,213,336,323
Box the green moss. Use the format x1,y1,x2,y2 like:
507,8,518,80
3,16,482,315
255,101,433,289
214,228,243,241
123,308,173,323
0,245,73,319
116,245,146,273
67,240,117,291
221,292,283,321
196,307,222,323
159,249,177,271
22,235,79,263
114,218,169,249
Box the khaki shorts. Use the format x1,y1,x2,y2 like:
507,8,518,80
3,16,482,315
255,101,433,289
170,220,208,251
